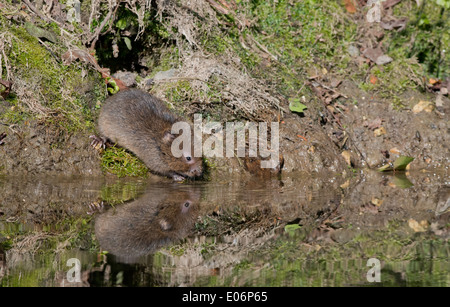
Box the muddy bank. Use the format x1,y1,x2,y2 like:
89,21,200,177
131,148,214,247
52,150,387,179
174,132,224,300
0,121,103,176
337,80,449,171
1,0,449,179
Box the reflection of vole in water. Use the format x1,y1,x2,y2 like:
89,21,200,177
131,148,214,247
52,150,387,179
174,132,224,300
243,154,284,177
95,186,200,262
97,89,203,181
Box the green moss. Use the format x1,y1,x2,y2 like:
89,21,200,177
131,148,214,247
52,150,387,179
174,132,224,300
148,46,180,77
164,80,193,105
100,146,149,178
389,0,449,79
100,180,146,204
0,17,105,133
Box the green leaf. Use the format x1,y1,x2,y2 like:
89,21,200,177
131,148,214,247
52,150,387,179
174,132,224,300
378,156,414,172
284,224,301,236
107,78,120,94
123,37,132,50
435,0,450,9
289,98,307,114
116,19,127,30
392,173,414,189
393,156,414,171
377,163,393,172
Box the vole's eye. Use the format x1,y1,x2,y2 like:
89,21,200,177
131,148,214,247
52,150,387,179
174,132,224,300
186,156,192,162
184,202,190,207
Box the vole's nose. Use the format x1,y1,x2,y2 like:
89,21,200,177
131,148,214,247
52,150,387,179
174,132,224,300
190,165,203,177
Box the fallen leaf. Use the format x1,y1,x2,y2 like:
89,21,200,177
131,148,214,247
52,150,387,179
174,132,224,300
363,47,384,63
362,47,393,65
341,150,353,167
378,156,414,172
412,100,434,113
429,78,439,85
408,219,428,232
340,180,350,189
389,147,401,155
373,127,386,136
371,197,383,207
392,173,414,188
289,98,308,114
24,22,58,43
285,224,301,236
344,0,357,13
393,156,414,170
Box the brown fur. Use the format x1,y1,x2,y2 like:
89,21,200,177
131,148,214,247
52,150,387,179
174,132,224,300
95,185,200,262
98,89,203,180
243,154,284,177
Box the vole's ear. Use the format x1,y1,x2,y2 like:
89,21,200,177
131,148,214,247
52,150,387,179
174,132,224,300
162,130,176,144
159,218,172,231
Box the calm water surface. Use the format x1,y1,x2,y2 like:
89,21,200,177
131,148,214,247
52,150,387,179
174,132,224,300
0,170,448,287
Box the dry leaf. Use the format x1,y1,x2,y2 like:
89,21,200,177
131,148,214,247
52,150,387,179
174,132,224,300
412,100,434,113
408,219,428,232
389,147,401,155
340,180,350,189
341,150,352,166
344,0,357,13
371,197,384,207
374,127,386,137
429,78,439,85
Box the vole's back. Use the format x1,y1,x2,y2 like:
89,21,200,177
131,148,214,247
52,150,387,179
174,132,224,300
98,89,191,177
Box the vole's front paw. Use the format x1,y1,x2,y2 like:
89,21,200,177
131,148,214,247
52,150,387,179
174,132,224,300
86,201,105,215
89,135,107,150
172,174,186,182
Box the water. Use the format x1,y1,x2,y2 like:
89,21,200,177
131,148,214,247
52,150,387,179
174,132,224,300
0,170,448,287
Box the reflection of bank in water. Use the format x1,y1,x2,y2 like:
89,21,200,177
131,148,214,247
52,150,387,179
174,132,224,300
95,184,201,263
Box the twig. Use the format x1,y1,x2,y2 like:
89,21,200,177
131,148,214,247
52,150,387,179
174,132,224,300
311,79,348,99
22,0,51,22
248,35,278,61
37,38,60,62
89,0,114,49
21,0,75,39
206,0,230,15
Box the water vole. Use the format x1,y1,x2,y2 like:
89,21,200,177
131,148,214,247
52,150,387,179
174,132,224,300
95,185,200,262
97,89,203,181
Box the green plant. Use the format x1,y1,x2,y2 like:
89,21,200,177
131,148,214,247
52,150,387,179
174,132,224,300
100,146,148,177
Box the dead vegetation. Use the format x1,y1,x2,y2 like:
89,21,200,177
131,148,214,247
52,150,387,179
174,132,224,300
0,0,286,125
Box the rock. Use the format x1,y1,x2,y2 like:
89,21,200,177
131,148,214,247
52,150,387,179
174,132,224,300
153,69,178,81
348,45,360,57
375,54,393,65
112,71,137,87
